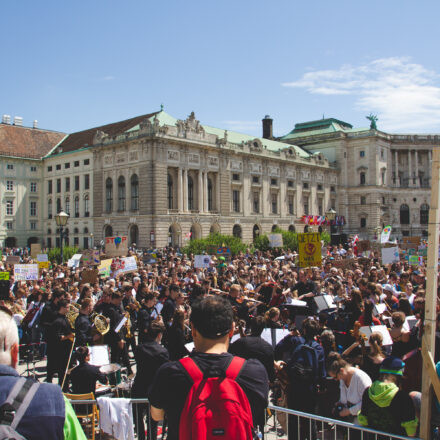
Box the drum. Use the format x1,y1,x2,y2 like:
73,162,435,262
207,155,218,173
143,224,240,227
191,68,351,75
100,363,122,387
113,381,132,398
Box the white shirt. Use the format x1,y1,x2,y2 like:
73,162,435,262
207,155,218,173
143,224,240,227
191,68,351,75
339,368,372,416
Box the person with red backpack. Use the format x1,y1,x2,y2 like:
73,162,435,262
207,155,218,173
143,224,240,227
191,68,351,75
149,295,269,440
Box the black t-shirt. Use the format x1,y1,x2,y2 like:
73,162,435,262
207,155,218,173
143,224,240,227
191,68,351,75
148,351,269,440
70,362,107,394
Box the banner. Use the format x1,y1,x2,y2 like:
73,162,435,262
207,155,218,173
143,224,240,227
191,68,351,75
194,255,212,268
269,234,283,248
380,225,392,244
105,236,128,257
112,256,138,277
37,254,49,270
298,233,322,267
14,264,39,281
98,259,113,277
381,247,399,264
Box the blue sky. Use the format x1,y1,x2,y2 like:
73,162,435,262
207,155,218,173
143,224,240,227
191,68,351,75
2,1,440,137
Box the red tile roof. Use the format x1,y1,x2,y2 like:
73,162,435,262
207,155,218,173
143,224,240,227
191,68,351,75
0,124,66,159
51,112,159,155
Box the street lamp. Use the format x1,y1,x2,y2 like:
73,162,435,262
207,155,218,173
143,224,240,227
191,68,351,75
55,211,69,263
326,208,337,245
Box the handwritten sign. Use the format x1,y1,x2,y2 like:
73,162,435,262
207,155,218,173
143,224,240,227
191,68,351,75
0,272,10,281
6,256,20,265
112,256,137,277
298,233,322,267
269,234,283,248
98,259,113,277
194,255,212,268
381,247,399,264
82,249,100,266
14,264,39,281
105,236,128,257
30,243,41,259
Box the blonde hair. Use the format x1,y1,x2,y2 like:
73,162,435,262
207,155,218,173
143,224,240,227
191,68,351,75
265,307,280,321
369,332,384,357
0,311,19,366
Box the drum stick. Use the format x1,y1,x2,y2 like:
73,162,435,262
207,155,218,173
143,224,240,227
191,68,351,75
61,336,76,391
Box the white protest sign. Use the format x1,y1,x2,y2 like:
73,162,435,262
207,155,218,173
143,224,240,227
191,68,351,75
14,264,39,281
269,234,283,248
380,226,392,244
36,254,48,262
381,246,399,264
67,254,82,268
194,255,212,268
112,256,138,277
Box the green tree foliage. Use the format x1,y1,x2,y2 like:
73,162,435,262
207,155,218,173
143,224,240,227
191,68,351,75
48,246,79,263
182,233,247,256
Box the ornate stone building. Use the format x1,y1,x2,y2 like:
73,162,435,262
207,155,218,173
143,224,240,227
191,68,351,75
281,118,435,239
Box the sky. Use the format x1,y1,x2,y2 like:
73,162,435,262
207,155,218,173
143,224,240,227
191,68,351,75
2,1,440,138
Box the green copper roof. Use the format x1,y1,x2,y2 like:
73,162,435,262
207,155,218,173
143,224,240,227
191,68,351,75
128,111,311,158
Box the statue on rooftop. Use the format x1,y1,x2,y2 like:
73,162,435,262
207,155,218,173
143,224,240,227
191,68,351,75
366,113,378,130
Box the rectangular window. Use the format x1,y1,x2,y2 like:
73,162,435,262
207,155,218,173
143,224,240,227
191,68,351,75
6,201,13,215
232,173,240,181
75,176,80,191
330,186,335,192
84,159,90,165
232,190,240,212
65,177,70,192
318,198,323,216
271,193,278,214
360,151,365,157
360,218,367,228
303,182,309,189
47,166,52,172
56,178,61,193
270,178,278,186
84,197,90,216
30,201,37,216
288,195,294,215
253,192,260,213
64,163,70,169
74,161,80,167
47,237,52,248
74,197,79,217
252,176,259,184
317,184,323,191
30,221,37,230
73,237,79,246
304,197,309,216
30,182,37,192
6,181,13,191
287,180,294,188
7,164,13,170
30,166,37,172
48,180,52,194
6,222,12,230
84,174,90,190
56,164,61,170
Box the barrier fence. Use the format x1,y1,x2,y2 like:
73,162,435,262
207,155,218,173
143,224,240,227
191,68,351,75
68,399,422,440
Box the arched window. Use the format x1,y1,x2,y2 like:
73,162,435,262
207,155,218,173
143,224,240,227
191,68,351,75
83,227,89,234
232,224,242,239
56,198,61,213
105,178,113,212
104,225,113,237
48,199,52,219
420,204,429,225
131,174,139,210
84,195,89,216
118,176,126,211
130,225,139,245
288,225,296,232
271,225,278,232
360,172,366,185
47,228,52,234
400,204,410,224
207,178,213,211
65,197,70,215
74,227,79,234
253,225,260,241
74,196,79,217
360,196,366,205
167,174,173,209
188,176,194,210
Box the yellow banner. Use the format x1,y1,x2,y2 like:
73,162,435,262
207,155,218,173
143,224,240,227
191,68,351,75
38,261,50,270
298,233,322,267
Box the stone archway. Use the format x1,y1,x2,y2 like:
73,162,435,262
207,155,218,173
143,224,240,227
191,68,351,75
209,223,221,235
288,225,296,232
232,224,242,239
129,224,139,246
5,237,17,248
190,223,202,240
252,224,261,241
27,237,39,246
168,224,182,247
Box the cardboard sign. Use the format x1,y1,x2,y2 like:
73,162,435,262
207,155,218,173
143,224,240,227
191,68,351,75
381,247,399,264
14,264,39,281
30,243,41,259
403,236,421,245
298,233,322,267
269,234,283,248
81,269,99,284
0,272,10,281
98,259,113,277
6,256,20,265
105,236,128,257
357,240,371,252
112,256,138,277
194,255,212,268
82,249,100,266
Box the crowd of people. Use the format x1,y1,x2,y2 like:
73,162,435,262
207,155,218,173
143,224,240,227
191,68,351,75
0,239,436,439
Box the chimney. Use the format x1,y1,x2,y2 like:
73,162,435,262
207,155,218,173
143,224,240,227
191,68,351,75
13,116,23,126
33,120,38,129
2,115,11,124
262,115,273,139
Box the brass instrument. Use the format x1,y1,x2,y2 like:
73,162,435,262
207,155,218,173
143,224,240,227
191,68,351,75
66,303,80,330
124,311,133,339
90,312,110,336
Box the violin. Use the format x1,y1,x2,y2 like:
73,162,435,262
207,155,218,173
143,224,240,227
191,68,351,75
350,321,367,346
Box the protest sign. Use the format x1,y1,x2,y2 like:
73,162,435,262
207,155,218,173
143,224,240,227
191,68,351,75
105,236,128,257
98,259,113,277
269,234,283,248
30,243,41,259
6,256,20,265
357,240,371,252
194,255,212,268
37,254,49,270
298,233,321,267
112,256,138,277
0,272,10,281
82,249,100,266
380,226,392,244
409,255,419,266
67,254,82,269
381,247,399,264
81,269,99,284
14,264,39,281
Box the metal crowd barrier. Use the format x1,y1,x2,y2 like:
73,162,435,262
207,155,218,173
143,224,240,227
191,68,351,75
68,399,421,440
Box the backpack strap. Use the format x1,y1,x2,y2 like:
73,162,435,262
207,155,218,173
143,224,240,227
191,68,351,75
225,356,245,381
180,357,204,383
1,378,40,429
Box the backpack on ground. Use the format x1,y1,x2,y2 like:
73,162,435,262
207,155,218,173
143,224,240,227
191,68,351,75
179,356,254,440
0,378,40,440
287,341,319,385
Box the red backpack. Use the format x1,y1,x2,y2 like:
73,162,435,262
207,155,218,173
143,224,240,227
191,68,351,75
179,356,254,440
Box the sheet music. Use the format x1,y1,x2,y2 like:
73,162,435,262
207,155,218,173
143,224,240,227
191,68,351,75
89,345,110,366
115,316,127,333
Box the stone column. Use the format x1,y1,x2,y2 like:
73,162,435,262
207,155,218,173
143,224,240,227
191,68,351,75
408,150,412,187
215,172,220,212
203,171,208,212
394,150,398,187
183,169,188,212
429,149,433,185
198,171,203,212
178,168,183,212
415,150,418,186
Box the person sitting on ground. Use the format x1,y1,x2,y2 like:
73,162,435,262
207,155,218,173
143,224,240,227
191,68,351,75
0,308,86,440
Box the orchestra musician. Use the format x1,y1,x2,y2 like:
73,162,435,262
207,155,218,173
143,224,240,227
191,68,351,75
138,294,160,343
75,298,100,347
122,285,138,353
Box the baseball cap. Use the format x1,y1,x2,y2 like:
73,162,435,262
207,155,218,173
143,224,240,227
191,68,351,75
380,356,405,376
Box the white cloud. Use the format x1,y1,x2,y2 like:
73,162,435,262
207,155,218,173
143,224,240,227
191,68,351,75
222,120,260,132
282,57,440,131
